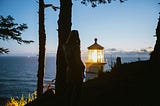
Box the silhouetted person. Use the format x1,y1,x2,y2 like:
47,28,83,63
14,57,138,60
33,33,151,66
63,30,85,106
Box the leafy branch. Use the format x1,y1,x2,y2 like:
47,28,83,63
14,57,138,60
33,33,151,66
0,15,34,54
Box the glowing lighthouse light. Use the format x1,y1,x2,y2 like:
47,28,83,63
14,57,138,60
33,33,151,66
85,38,106,81
87,38,104,63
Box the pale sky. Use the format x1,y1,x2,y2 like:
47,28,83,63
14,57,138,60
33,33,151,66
0,0,159,56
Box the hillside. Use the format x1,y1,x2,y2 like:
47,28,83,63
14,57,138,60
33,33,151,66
26,60,160,106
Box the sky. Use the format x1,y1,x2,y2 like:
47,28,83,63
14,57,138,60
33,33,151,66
0,0,160,56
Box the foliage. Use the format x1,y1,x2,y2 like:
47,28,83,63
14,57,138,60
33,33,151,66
0,47,9,54
81,0,126,7
6,91,37,106
6,96,26,106
6,97,19,106
0,15,34,54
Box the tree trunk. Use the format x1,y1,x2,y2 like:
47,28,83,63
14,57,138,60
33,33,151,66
150,16,160,63
55,0,72,95
37,0,46,97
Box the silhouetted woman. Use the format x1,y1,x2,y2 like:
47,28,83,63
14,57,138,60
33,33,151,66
63,30,85,106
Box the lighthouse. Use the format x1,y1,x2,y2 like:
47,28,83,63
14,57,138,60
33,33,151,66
85,38,106,81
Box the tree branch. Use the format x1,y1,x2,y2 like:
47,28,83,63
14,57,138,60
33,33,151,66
44,4,60,11
0,47,9,54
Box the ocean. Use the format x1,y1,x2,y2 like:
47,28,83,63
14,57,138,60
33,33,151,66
0,56,149,99
0,56,56,99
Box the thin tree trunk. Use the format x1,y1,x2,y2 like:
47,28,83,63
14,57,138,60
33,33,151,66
37,0,46,97
55,0,72,95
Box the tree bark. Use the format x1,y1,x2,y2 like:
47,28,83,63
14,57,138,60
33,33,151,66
37,0,46,97
150,16,160,63
55,0,72,95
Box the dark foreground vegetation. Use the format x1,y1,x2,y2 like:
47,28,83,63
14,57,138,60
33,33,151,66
25,60,160,106
0,98,9,106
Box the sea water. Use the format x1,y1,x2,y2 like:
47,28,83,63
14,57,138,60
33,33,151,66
0,56,56,98
0,56,149,98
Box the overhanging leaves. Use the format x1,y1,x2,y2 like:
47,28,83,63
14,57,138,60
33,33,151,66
81,0,126,7
0,15,34,54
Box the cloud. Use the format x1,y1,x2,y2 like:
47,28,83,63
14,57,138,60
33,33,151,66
140,49,148,52
105,47,153,57
107,48,117,52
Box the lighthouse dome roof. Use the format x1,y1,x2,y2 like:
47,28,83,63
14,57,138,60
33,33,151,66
88,38,104,50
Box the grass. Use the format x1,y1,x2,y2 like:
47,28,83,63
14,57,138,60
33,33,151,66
5,91,37,106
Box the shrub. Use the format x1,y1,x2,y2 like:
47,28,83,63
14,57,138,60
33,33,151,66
6,91,37,106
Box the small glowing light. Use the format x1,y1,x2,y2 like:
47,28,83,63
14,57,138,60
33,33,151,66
91,50,97,62
86,38,105,63
87,49,104,63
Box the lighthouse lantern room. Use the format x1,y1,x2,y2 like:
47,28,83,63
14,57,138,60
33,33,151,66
85,38,106,81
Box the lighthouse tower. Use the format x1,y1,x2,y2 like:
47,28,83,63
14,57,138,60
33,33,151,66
85,38,106,81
